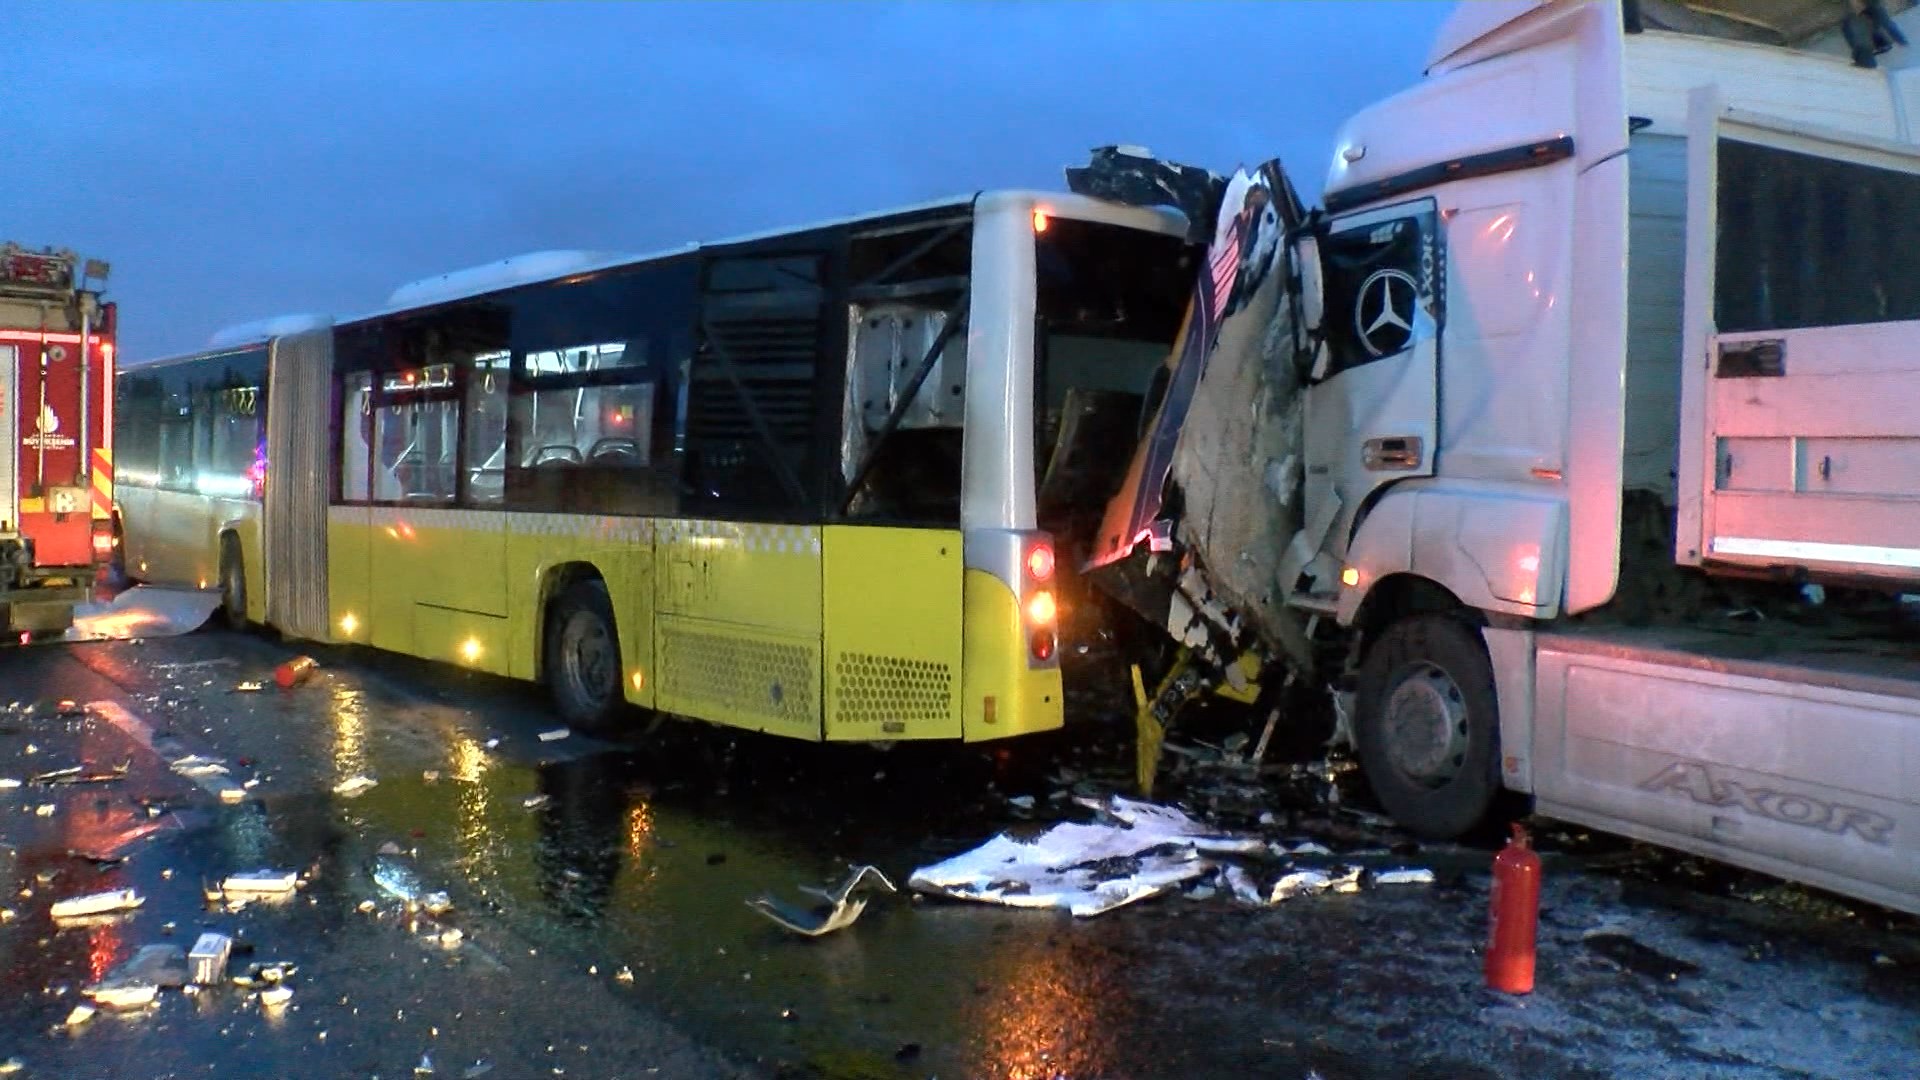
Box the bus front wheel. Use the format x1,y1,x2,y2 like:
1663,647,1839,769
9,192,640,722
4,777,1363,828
1354,614,1501,840
546,579,623,731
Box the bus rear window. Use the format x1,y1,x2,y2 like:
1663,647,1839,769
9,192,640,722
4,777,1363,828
1033,219,1196,531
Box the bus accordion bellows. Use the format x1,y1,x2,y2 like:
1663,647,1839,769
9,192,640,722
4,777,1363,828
114,190,1199,741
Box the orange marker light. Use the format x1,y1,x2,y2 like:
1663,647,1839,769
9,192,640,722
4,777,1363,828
1026,590,1056,625
1032,209,1050,234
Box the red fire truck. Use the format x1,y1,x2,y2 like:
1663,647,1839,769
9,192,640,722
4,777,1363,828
0,243,115,637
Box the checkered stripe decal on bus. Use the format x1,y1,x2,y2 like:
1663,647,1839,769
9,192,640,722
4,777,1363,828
327,506,821,553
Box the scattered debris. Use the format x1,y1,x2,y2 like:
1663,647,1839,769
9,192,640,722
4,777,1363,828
1269,870,1333,903
259,985,293,1011
1222,865,1264,905
189,932,233,984
50,888,144,920
31,763,132,786
64,1003,96,1027
537,727,570,742
170,755,228,778
87,943,189,1003
462,1062,494,1080
220,787,246,804
747,864,898,937
908,795,1261,916
0,778,19,790
222,870,298,896
438,928,464,948
34,803,54,817
0,1056,23,1074
422,770,442,783
372,855,452,914
1007,795,1036,811
333,775,378,797
234,681,264,693
1373,868,1435,886
521,794,550,811
614,965,634,984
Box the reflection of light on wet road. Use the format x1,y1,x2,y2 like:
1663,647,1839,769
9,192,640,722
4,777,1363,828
974,940,1113,1080
329,688,366,782
68,609,167,639
450,735,496,883
87,922,121,984
625,802,653,861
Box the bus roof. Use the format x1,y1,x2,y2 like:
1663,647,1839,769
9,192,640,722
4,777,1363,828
339,188,1186,326
131,186,1188,367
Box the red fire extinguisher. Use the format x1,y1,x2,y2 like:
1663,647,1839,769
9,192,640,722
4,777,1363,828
1486,822,1542,994
274,655,319,690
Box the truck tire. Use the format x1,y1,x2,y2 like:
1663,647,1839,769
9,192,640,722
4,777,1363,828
218,537,247,630
1354,613,1501,839
545,579,624,732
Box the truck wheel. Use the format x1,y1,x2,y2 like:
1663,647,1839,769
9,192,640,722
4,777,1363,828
545,579,623,731
218,537,247,629
1355,614,1501,839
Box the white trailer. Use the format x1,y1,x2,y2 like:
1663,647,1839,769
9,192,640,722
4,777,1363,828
1091,0,1920,915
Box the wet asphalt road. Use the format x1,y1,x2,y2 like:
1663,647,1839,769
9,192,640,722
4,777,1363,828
1,623,1917,1080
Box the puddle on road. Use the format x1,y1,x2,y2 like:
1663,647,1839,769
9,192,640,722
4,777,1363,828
303,715,1148,1079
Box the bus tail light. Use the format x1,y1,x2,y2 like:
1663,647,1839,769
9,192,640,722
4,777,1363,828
1021,532,1057,663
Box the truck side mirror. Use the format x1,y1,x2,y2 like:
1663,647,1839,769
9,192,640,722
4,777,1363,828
1294,236,1324,334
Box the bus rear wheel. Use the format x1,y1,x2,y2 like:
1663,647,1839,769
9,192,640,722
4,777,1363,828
218,537,247,629
1354,613,1501,840
546,579,623,732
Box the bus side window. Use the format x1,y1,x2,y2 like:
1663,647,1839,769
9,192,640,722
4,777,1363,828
339,372,372,502
465,352,509,505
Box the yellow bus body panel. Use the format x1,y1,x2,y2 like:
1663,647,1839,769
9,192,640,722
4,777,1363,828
822,526,963,741
960,568,1064,742
654,520,822,740
327,507,371,646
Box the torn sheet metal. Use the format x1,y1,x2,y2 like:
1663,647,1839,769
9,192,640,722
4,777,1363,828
65,585,223,641
907,796,1261,917
747,864,897,937
49,888,144,920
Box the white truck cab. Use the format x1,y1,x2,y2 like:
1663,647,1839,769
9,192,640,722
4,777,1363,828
1095,0,1920,915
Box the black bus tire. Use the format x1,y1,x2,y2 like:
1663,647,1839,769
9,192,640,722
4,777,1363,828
545,579,624,732
1354,613,1501,840
218,536,247,630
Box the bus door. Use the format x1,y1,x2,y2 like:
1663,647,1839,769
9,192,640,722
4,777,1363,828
654,247,837,741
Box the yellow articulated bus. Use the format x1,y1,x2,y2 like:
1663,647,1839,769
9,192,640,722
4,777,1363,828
116,192,1196,740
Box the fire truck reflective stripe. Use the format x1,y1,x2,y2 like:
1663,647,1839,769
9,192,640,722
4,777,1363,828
1711,536,1920,570
0,331,84,344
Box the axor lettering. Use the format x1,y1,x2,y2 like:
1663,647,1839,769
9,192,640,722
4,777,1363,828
1639,760,1894,845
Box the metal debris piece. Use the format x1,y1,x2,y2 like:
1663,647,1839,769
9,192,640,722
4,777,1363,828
438,928,463,948
371,855,451,914
0,778,19,790
522,794,550,810
234,681,263,692
170,755,228,778
1223,865,1264,906
1373,867,1435,886
222,870,298,895
34,804,55,817
87,944,188,1006
747,864,898,937
462,1062,494,1079
614,966,634,984
537,727,570,742
50,889,143,920
911,796,1256,917
333,775,377,797
1007,795,1036,811
259,985,292,1010
422,770,442,783
189,932,233,984
0,1056,24,1074
64,1003,96,1027
1268,870,1333,903
416,1052,436,1076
